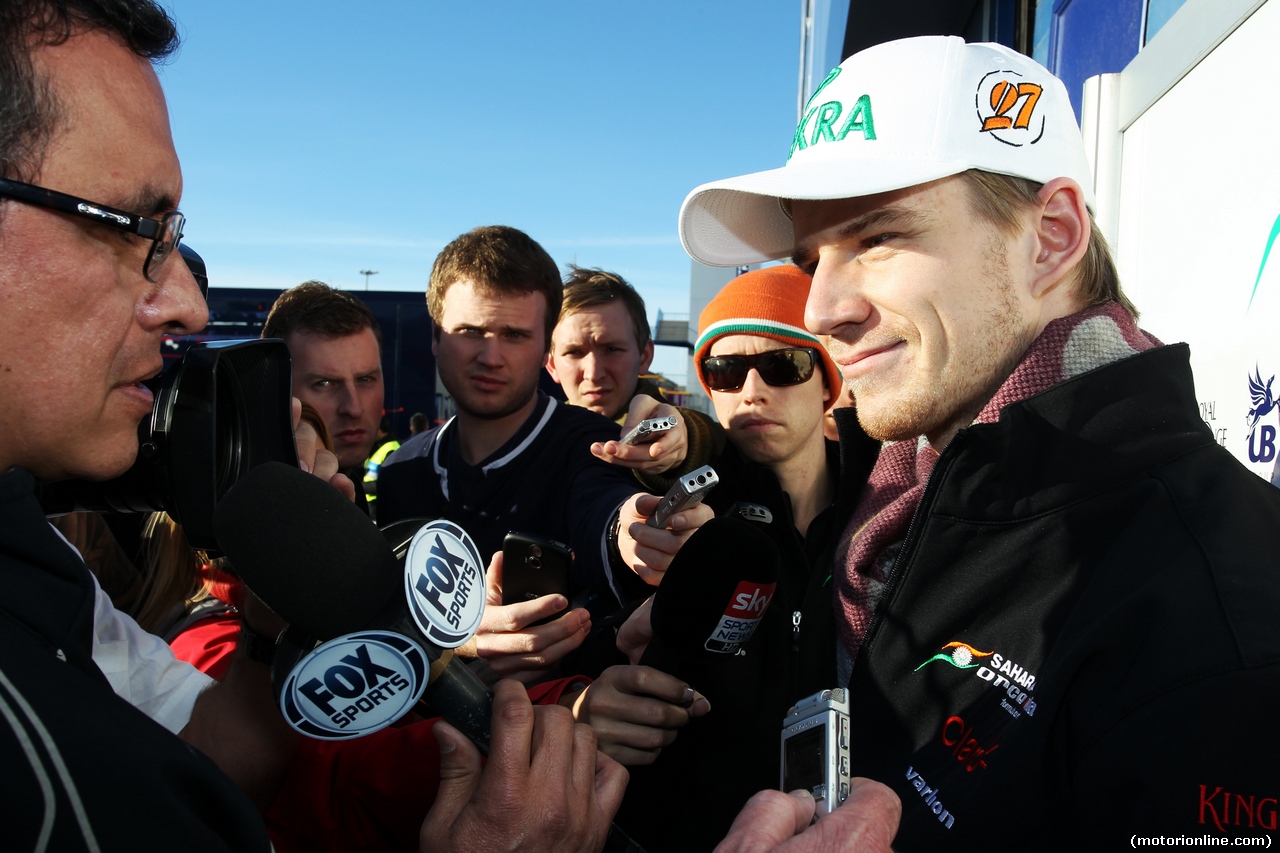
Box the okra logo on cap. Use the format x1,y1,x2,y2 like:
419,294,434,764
789,66,877,161
976,69,1046,147
405,519,485,648
280,631,428,740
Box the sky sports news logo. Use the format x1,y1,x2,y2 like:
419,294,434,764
405,519,485,648
704,581,776,653
280,631,429,739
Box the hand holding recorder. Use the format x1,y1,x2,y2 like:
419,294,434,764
712,780,901,853
591,395,689,476
614,484,715,586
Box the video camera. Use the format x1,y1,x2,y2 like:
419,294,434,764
37,246,298,554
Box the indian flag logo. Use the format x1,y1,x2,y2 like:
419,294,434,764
914,641,994,672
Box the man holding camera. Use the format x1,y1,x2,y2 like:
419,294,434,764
261,280,387,514
680,35,1280,848
0,3,624,850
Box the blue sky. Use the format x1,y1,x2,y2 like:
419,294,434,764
158,1,801,383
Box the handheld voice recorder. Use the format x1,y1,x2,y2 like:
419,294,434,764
780,688,852,817
620,415,678,446
647,464,718,528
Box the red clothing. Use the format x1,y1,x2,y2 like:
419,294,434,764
171,568,587,853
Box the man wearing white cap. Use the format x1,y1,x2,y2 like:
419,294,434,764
682,35,1280,850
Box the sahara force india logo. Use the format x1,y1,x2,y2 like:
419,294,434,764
915,641,1037,718
976,70,1045,147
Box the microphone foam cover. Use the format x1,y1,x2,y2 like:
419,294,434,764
213,461,400,639
646,515,781,665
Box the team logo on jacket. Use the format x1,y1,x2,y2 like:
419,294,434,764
280,631,429,740
405,519,485,648
916,640,1038,718
915,641,993,671
976,70,1045,146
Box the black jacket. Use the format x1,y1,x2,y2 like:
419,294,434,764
0,467,268,851
846,345,1280,849
615,428,879,852
378,393,639,600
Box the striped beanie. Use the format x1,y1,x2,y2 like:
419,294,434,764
694,265,842,409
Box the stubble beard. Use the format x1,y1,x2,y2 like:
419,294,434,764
453,370,542,422
851,237,1034,445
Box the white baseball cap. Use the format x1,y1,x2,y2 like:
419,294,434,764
679,35,1096,267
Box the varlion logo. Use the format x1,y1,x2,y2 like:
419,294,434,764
405,519,485,648
280,631,428,740
975,69,1045,147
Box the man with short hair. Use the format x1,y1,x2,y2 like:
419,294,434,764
549,265,724,478
613,265,882,852
379,226,707,615
263,280,385,511
548,265,655,421
0,3,304,846
0,4,625,849
679,35,1280,848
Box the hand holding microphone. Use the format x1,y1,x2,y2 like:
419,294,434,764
214,462,493,746
213,462,640,853
639,515,782,679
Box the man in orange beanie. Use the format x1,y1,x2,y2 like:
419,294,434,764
610,265,880,851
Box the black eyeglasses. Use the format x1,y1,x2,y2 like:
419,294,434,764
701,347,821,392
0,177,185,283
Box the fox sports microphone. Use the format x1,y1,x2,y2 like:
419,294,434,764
640,515,781,674
213,462,492,745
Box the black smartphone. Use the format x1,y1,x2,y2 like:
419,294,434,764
501,532,574,620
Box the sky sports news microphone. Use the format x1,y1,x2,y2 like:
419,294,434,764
617,515,795,852
640,514,781,675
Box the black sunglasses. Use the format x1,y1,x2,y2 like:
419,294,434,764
701,347,820,392
0,177,185,283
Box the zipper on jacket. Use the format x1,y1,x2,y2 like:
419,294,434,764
792,610,802,653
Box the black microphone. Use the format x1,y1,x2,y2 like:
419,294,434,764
213,462,493,747
214,463,651,853
640,515,781,674
212,460,397,639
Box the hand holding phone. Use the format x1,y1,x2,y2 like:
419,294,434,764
501,532,574,613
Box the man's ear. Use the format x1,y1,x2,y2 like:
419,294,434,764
431,323,440,357
1030,177,1091,301
637,339,655,375
545,351,562,385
